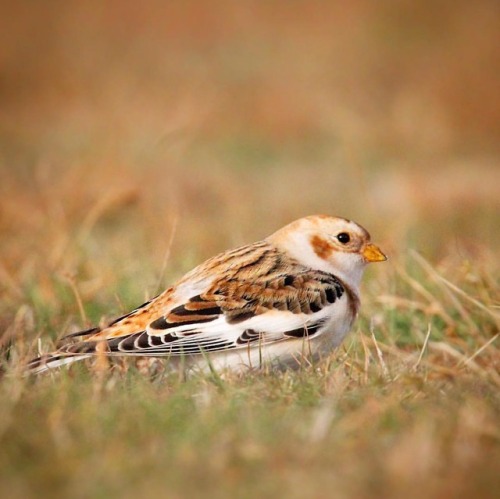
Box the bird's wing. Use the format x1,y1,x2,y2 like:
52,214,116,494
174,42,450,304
59,268,347,357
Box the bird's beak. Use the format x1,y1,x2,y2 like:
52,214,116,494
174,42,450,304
362,243,387,263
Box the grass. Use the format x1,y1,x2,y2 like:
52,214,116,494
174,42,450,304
1,205,498,499
1,1,499,498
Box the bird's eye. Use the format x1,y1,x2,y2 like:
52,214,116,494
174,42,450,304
337,232,350,244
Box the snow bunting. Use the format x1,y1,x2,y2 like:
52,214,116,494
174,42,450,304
28,215,386,374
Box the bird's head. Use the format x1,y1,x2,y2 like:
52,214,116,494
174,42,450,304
268,215,387,289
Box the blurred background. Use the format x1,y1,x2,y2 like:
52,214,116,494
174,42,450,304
0,0,499,325
1,4,499,497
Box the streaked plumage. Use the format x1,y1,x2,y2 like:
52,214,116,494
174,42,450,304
28,215,386,374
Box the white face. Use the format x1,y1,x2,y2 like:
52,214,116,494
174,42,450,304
269,215,386,289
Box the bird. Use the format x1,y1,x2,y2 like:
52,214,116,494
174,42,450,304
27,215,387,375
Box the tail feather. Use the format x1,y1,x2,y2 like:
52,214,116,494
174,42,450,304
60,326,101,340
26,353,92,375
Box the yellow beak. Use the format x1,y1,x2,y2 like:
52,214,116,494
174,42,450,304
362,243,387,263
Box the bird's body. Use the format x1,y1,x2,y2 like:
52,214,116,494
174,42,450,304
28,215,386,374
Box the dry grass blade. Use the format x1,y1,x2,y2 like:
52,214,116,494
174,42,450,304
370,319,390,381
60,272,88,327
437,274,500,324
155,214,179,294
410,250,481,334
458,333,499,369
414,323,432,369
429,341,500,387
396,264,455,325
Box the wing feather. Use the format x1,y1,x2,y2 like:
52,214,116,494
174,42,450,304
54,242,350,360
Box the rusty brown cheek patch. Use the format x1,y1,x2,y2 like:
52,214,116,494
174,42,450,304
310,235,334,259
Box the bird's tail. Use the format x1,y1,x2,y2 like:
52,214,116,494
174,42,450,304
25,326,101,375
26,352,92,375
